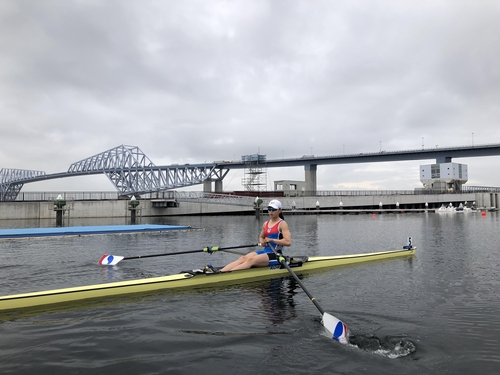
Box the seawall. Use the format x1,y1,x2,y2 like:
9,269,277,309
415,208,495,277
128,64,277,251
1,191,498,220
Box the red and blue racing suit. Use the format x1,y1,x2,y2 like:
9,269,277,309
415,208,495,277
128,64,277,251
256,219,284,266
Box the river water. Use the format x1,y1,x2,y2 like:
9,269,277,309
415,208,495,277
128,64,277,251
0,212,499,374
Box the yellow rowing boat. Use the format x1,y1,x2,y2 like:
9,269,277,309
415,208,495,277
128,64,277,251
0,248,415,312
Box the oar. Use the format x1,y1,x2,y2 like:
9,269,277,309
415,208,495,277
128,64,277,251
98,244,258,266
270,243,349,344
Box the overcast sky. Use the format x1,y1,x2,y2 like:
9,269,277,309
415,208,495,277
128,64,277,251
1,0,500,193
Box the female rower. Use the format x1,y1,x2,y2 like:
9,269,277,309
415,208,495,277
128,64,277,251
219,199,291,272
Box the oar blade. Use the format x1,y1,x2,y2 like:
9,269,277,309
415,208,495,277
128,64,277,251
322,312,349,344
98,254,125,265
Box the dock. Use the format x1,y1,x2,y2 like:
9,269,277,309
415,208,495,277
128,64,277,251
0,224,191,239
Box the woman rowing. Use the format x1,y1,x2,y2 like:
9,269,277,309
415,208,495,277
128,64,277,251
219,199,291,272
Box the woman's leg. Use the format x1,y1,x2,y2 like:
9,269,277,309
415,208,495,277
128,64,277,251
221,252,270,272
220,255,248,272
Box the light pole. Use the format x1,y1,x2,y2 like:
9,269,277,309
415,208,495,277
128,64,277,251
379,141,381,152
343,144,345,155
422,137,424,149
472,132,474,146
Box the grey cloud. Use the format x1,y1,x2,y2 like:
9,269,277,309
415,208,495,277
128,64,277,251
1,0,500,191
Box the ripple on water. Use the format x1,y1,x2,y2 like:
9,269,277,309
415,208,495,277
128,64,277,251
349,334,416,358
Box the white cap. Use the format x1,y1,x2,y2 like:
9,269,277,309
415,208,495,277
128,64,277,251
267,199,282,209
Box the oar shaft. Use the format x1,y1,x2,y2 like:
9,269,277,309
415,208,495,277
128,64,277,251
220,249,248,256
268,242,326,315
122,243,258,261
124,249,203,260
271,243,349,344
278,256,325,315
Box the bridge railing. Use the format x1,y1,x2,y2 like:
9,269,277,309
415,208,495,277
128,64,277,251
142,191,253,206
287,189,485,197
172,191,255,206
11,190,255,206
461,185,500,193
14,191,121,201
9,186,498,203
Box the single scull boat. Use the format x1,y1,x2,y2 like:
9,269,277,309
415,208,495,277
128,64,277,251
0,247,415,312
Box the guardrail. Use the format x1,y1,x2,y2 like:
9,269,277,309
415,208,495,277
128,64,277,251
14,191,121,201
461,186,500,193
10,186,499,203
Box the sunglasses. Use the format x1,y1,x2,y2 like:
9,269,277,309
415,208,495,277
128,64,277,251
267,207,278,212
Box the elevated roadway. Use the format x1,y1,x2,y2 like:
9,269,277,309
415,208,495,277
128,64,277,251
214,143,500,193
1,143,500,201
215,143,500,168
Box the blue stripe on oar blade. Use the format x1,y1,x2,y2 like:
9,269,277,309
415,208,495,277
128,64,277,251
322,312,349,344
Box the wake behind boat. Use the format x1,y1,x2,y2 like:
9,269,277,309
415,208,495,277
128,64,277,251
0,247,415,313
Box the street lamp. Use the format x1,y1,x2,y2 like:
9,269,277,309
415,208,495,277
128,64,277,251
379,141,381,152
421,137,424,149
472,132,474,146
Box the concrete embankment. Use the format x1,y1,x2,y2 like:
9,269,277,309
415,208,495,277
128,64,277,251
0,191,498,220
0,199,253,220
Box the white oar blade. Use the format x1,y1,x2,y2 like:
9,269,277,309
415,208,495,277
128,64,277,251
322,312,349,344
98,254,124,265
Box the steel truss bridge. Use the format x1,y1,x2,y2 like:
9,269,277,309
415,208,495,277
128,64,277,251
0,145,229,202
2,143,500,202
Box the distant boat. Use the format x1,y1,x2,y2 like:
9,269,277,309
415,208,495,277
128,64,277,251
435,203,476,213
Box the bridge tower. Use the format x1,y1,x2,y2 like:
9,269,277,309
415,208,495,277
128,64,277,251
241,154,267,191
0,168,46,201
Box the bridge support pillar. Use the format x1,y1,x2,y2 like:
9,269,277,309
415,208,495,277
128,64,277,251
214,180,223,192
304,164,317,196
203,180,212,193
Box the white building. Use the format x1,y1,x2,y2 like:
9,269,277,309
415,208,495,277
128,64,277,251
420,163,468,191
274,180,306,196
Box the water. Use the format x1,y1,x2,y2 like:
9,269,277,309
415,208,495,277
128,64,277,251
0,212,499,374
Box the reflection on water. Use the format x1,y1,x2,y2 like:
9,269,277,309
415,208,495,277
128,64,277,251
248,278,298,326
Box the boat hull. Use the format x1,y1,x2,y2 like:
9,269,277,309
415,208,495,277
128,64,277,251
0,248,415,312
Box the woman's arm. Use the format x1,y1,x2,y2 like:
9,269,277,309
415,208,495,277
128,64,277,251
258,222,267,246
